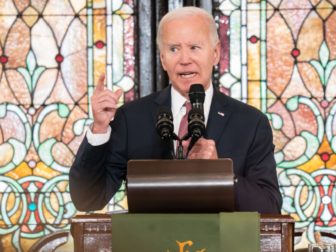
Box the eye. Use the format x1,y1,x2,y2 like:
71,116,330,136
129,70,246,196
191,45,200,50
169,46,178,53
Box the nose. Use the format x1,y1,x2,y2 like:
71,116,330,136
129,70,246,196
179,49,191,65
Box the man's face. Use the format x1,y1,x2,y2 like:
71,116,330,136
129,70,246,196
159,15,220,98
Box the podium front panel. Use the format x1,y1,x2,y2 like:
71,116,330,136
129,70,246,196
71,214,294,252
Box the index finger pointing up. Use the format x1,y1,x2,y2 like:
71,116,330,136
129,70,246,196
96,74,105,91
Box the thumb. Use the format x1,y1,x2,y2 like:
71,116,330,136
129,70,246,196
114,88,123,99
96,74,105,91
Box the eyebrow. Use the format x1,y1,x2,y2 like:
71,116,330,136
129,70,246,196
166,43,181,47
166,42,203,47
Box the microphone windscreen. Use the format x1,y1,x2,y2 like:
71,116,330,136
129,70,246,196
189,84,205,104
156,107,174,141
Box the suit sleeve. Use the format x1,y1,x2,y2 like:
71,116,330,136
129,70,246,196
69,108,128,211
234,114,282,214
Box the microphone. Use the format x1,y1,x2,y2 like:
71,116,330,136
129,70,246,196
156,107,174,142
189,84,205,113
188,84,205,140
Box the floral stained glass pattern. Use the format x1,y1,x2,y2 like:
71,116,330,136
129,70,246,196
0,0,135,250
1,0,336,250
216,0,336,247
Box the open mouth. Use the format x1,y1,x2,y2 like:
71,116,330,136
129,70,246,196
179,72,197,79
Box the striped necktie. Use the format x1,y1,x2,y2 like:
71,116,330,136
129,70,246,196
178,101,192,156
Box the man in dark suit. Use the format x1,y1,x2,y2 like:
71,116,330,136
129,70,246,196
70,7,282,213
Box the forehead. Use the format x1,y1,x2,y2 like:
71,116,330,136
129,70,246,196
161,15,211,45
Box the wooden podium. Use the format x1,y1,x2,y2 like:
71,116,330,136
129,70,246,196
71,159,293,251
70,213,294,252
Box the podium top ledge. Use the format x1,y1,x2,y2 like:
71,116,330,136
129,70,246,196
71,213,294,223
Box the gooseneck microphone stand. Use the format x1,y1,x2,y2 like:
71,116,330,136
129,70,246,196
176,138,184,160
175,133,191,160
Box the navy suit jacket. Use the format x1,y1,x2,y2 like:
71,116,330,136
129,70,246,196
70,85,282,213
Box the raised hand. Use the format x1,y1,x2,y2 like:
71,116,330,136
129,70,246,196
91,74,123,133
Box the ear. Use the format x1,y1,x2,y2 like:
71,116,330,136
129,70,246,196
213,41,221,66
160,52,167,71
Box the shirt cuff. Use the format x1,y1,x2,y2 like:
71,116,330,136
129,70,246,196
86,125,112,146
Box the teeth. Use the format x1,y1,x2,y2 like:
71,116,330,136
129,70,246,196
180,73,196,78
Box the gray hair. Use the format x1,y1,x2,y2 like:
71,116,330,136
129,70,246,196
156,6,219,50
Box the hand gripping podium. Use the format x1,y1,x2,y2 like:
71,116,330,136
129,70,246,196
126,158,235,213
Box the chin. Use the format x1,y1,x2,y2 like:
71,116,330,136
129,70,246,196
174,80,202,94
183,81,200,87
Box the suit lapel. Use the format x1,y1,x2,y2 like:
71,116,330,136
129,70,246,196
206,88,232,141
152,85,172,123
154,85,172,106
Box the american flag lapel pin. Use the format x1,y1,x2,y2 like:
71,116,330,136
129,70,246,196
217,111,225,117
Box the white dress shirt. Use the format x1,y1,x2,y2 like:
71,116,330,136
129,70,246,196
87,84,214,146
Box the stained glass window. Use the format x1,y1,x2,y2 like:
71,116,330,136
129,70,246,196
0,0,135,250
1,0,336,250
215,0,336,247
